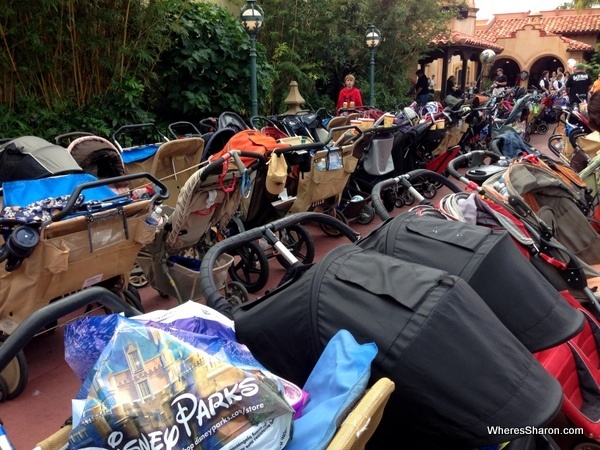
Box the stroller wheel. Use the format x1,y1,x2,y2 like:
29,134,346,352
123,284,144,313
0,334,27,400
536,122,549,134
422,182,437,199
228,241,270,293
129,262,148,288
523,133,531,142
225,281,249,306
0,375,9,402
402,190,415,206
356,204,375,225
394,198,406,208
320,209,350,238
276,225,315,269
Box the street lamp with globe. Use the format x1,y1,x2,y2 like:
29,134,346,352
365,25,381,107
240,0,264,118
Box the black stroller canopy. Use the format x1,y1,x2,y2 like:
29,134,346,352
357,210,584,352
233,245,562,449
0,136,82,183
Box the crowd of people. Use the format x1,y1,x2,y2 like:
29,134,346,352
336,62,599,113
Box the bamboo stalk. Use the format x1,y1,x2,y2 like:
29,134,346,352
120,0,132,83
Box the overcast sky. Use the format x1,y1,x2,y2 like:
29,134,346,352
475,0,573,20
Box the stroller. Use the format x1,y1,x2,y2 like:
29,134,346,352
213,130,330,281
369,170,600,448
483,154,600,269
350,107,459,211
197,212,572,450
61,134,131,196
111,123,205,207
0,169,168,400
287,125,367,236
136,149,270,303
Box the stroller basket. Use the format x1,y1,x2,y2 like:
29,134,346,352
136,253,233,301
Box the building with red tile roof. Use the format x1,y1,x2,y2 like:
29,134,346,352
474,7,599,89
423,1,599,99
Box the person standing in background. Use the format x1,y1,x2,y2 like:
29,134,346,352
565,63,592,105
414,69,430,106
552,73,566,93
446,75,462,98
491,68,508,97
539,70,551,94
336,74,363,110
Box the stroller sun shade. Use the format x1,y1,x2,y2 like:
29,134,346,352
357,211,584,352
232,245,562,449
0,136,83,182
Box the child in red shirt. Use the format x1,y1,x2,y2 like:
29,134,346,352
336,74,363,110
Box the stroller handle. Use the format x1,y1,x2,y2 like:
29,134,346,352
199,212,360,319
199,151,266,182
371,170,462,221
50,172,169,222
0,286,141,374
447,150,501,186
272,141,328,155
111,123,169,151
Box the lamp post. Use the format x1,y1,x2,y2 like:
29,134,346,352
240,0,264,118
365,25,381,107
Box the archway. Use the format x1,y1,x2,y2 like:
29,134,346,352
530,56,565,90
492,58,521,87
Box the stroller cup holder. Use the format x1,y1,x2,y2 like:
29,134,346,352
0,225,40,272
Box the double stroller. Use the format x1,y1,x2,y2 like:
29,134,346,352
0,136,169,401
196,210,582,450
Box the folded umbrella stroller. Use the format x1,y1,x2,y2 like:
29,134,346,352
197,213,565,450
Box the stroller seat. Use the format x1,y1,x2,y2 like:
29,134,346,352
534,293,600,442
535,341,600,439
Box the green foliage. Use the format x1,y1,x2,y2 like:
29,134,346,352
0,0,180,137
259,0,456,112
586,43,600,79
154,1,275,119
573,0,600,9
0,0,460,139
557,2,575,9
